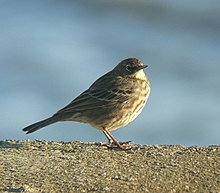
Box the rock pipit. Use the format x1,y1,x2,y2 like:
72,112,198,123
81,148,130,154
23,58,150,149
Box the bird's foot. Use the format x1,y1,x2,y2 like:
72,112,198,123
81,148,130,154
100,140,132,150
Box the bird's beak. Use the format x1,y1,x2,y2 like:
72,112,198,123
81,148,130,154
138,64,148,70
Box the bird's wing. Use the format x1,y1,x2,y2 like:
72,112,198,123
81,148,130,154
54,75,133,116
55,88,131,115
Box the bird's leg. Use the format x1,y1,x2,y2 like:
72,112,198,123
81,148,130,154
102,129,131,145
102,129,114,143
102,128,131,150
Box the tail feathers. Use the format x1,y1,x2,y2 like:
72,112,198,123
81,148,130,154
23,117,58,134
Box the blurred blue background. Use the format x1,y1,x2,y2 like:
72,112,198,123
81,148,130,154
1,0,220,146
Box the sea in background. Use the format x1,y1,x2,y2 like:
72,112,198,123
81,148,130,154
1,0,220,146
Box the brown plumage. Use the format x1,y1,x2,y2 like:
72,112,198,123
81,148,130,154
22,58,150,149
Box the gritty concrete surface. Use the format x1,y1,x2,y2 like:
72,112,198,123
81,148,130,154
0,140,219,193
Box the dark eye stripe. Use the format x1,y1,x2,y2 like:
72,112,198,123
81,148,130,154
126,64,138,72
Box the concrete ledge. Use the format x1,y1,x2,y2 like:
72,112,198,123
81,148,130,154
0,140,219,192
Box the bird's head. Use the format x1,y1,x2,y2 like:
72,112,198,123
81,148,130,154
114,58,148,77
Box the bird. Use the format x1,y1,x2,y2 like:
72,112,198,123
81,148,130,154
22,58,150,149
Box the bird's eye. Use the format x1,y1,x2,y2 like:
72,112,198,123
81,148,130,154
126,64,132,72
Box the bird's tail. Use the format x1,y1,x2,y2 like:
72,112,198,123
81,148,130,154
22,116,58,134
